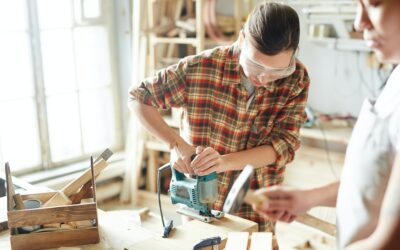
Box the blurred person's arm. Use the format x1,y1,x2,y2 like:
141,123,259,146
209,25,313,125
252,181,339,222
345,152,400,250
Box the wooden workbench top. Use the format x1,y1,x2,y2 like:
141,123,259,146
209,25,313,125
0,209,257,250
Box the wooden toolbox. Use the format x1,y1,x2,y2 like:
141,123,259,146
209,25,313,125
5,162,101,250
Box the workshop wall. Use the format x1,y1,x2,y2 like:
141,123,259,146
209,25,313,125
218,0,388,117
292,4,386,117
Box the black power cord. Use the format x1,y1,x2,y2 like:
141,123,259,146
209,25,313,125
157,163,173,238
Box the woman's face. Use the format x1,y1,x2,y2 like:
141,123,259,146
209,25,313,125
354,0,400,63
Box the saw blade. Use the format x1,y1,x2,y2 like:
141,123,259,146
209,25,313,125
176,207,213,223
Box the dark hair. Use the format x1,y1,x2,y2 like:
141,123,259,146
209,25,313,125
245,2,300,55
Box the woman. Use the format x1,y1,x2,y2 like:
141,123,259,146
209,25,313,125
252,0,400,249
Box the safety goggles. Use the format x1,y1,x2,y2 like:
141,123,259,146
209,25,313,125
239,38,296,83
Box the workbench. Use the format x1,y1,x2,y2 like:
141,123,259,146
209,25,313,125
0,209,257,250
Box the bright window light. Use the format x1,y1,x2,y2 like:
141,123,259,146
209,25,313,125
83,0,101,19
0,0,119,172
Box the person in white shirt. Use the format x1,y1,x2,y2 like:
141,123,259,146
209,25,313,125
251,0,400,249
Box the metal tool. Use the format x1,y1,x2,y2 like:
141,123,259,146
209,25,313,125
157,155,223,238
223,165,337,236
223,165,255,214
193,236,221,250
171,155,223,222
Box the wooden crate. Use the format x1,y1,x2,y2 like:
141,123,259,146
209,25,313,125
6,165,100,250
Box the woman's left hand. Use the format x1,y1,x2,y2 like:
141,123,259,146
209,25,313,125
190,146,225,176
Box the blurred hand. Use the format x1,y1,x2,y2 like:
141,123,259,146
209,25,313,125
170,140,195,174
252,186,312,223
190,146,225,176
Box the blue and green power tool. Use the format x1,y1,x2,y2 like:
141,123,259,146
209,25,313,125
157,155,224,238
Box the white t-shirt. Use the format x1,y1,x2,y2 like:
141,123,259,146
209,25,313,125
336,65,400,248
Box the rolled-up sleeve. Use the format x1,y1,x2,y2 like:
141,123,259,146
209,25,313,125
128,58,188,110
263,69,310,167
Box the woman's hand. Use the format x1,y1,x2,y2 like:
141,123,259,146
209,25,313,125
170,140,195,174
190,146,225,176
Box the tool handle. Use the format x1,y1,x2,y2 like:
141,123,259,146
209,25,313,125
171,165,186,181
171,154,218,181
171,155,196,181
193,236,221,250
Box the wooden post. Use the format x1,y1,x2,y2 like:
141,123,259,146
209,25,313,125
196,0,205,52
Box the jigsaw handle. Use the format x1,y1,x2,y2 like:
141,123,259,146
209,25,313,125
172,168,217,181
171,164,186,181
170,154,218,181
198,172,217,181
170,154,196,181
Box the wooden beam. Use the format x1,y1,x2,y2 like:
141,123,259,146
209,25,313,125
225,232,249,250
250,232,272,250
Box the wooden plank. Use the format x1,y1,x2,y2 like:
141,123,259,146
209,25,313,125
225,232,249,250
276,221,336,250
43,159,107,207
5,163,15,212
234,0,241,37
250,232,272,250
147,149,158,192
295,214,336,236
195,0,204,52
90,156,97,203
69,180,93,204
94,210,154,249
10,228,99,250
62,159,107,197
133,214,257,249
21,192,58,203
7,203,97,228
120,112,147,204
43,191,72,208
12,194,25,210
151,36,198,45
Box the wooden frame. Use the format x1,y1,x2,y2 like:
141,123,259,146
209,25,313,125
6,163,99,250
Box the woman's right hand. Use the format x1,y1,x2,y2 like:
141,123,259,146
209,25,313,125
170,139,196,174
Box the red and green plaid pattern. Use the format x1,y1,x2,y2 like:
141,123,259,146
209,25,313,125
129,42,310,231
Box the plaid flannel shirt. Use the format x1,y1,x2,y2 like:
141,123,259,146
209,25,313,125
129,42,310,231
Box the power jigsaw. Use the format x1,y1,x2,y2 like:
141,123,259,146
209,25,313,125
157,155,224,238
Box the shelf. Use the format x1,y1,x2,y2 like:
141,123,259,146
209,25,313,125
300,122,352,145
150,36,198,46
308,37,371,52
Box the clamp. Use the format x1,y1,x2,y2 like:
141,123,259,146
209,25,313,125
193,236,221,250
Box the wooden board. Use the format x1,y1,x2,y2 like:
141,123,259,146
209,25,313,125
0,209,257,250
224,232,274,250
8,203,97,228
250,232,273,250
10,228,99,250
225,232,249,250
43,159,107,207
276,221,335,250
132,214,258,250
